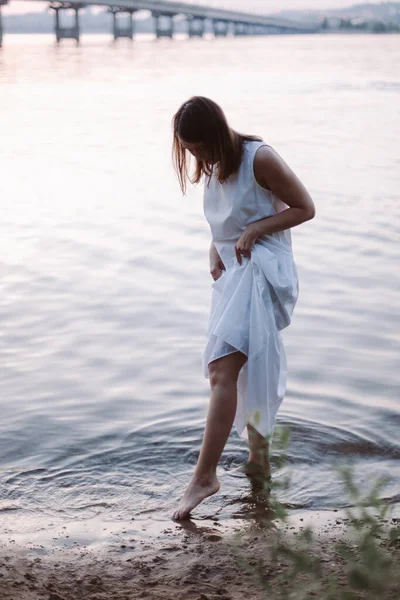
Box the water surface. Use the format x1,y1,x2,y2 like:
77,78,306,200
0,33,399,546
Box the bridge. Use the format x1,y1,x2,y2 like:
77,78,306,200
0,0,319,46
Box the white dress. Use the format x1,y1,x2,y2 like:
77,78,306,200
201,140,299,441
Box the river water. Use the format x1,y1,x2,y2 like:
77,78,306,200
0,32,399,550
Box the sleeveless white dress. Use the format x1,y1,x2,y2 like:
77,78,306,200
201,140,299,441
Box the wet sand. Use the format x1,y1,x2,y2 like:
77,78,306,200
1,508,399,600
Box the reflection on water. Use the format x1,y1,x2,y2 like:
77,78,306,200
0,33,399,538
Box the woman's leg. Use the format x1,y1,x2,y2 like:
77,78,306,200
172,350,248,520
228,424,271,478
246,423,271,475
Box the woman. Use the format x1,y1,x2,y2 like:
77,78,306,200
171,96,315,521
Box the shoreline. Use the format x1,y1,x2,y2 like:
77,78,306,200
1,506,399,599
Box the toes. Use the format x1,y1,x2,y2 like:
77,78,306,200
172,508,183,520
172,507,190,521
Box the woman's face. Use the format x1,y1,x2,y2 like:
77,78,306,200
179,138,216,164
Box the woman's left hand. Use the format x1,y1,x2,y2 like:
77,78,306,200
235,223,260,265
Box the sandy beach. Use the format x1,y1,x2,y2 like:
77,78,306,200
1,507,399,600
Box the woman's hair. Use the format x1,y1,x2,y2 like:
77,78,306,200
172,96,262,194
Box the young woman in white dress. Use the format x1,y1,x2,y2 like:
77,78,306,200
171,96,315,521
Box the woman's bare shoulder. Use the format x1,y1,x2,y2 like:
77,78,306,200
254,145,315,215
253,145,292,190
254,144,288,169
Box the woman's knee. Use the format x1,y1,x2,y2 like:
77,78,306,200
209,364,234,388
208,352,246,387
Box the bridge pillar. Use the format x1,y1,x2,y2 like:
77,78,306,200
0,0,7,48
187,16,205,38
109,8,136,41
244,23,254,36
212,19,228,37
233,22,245,36
152,12,174,39
235,23,253,36
49,3,81,44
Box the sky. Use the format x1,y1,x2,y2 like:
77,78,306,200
3,0,368,16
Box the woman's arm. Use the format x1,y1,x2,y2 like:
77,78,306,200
252,145,316,236
210,241,219,260
234,146,316,264
209,242,225,280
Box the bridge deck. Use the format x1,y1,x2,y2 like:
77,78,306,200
19,0,318,32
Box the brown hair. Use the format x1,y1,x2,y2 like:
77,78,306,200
172,96,262,195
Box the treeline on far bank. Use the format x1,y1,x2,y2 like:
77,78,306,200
321,17,400,33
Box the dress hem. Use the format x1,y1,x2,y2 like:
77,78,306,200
203,333,248,379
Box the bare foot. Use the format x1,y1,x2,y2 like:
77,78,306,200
229,461,271,479
172,474,220,520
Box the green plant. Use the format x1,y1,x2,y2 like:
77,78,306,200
224,418,400,599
